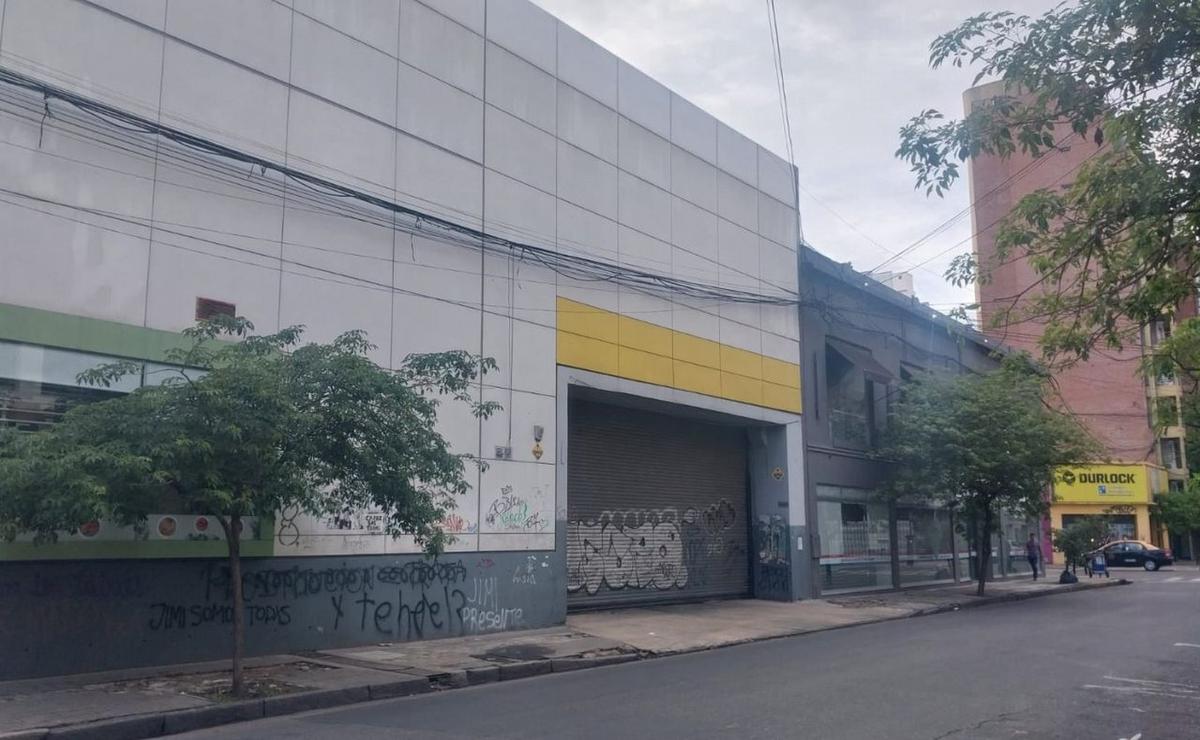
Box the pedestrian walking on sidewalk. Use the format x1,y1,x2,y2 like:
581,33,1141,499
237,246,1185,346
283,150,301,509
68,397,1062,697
1026,533,1041,580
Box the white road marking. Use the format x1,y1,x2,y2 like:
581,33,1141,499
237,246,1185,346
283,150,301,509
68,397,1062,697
1164,576,1184,582
1190,577,1200,582
1175,643,1200,649
1104,676,1198,692
1083,685,1191,699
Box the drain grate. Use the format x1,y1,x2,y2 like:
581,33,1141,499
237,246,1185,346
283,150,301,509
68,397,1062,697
472,644,555,664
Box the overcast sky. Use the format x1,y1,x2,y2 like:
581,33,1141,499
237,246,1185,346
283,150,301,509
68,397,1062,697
536,0,1057,313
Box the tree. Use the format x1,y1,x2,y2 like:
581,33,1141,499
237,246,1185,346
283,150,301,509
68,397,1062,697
1153,480,1200,567
1052,515,1110,580
897,0,1200,363
0,316,497,695
879,355,1098,595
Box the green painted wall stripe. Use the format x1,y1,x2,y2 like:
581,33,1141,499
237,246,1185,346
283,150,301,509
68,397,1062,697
0,306,281,561
0,539,274,560
0,302,194,362
0,516,276,560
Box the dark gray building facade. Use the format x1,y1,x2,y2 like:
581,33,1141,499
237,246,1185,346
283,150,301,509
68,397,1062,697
797,247,1033,596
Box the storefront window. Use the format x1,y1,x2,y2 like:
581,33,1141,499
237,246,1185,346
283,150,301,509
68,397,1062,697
1001,512,1041,576
817,485,892,591
1062,514,1135,541
0,342,139,431
954,526,972,582
955,516,1001,581
0,378,123,431
0,342,196,431
896,503,955,585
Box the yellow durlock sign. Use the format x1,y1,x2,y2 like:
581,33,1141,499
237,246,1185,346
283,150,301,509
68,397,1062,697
1053,464,1153,504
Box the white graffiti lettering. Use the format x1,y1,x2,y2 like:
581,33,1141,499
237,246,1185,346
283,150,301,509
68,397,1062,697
566,510,687,595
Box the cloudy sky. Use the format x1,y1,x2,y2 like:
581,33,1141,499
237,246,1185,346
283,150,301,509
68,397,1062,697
537,0,1056,314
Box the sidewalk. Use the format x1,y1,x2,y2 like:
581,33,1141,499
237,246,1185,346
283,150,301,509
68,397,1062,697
568,575,1118,653
0,576,1124,739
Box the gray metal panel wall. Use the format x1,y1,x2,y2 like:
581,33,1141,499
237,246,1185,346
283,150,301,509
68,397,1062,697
566,400,751,609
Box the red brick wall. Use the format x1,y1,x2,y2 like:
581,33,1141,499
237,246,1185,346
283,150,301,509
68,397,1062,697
965,84,1155,463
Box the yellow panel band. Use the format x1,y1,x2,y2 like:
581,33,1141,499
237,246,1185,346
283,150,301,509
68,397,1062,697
556,296,802,413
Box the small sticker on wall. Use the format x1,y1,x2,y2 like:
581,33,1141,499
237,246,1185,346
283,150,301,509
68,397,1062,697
157,516,177,538
771,466,785,480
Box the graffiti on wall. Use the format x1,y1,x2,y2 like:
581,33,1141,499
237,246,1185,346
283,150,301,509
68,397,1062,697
485,486,550,533
754,515,790,598
755,515,788,565
144,559,527,639
5,569,147,601
511,555,544,586
274,480,553,555
566,500,744,595
755,563,790,595
439,513,477,536
679,500,745,588
273,490,553,556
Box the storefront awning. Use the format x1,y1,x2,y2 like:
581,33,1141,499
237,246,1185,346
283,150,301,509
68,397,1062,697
827,338,894,384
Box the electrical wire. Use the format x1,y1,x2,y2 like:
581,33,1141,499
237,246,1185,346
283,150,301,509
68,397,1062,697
870,127,1085,275
764,0,804,249
902,142,1110,278
0,81,795,302
0,66,799,307
1,64,1000,366
870,69,1188,276
0,113,805,349
0,46,807,299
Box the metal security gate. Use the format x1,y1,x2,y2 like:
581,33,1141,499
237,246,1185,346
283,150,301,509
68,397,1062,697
566,399,750,609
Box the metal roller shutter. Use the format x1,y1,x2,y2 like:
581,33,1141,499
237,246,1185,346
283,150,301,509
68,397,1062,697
567,399,750,609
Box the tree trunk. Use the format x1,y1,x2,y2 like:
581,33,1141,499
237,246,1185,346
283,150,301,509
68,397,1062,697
220,515,246,697
1192,531,1198,570
976,507,993,597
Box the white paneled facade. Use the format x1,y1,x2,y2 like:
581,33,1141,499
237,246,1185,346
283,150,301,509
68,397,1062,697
0,0,800,556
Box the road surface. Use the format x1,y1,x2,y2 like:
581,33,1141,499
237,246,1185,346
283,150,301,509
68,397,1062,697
182,568,1200,739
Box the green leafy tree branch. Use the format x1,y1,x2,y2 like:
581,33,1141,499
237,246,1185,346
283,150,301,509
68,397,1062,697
897,0,1200,364
878,355,1098,595
0,316,497,695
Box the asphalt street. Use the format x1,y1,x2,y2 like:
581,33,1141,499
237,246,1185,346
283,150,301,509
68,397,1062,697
182,568,1200,740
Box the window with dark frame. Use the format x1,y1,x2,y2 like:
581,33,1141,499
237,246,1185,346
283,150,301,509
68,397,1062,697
826,344,869,450
1155,396,1181,428
1161,437,1183,470
1149,316,1172,346
195,297,236,321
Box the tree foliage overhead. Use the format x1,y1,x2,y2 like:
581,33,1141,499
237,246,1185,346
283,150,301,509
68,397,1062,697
1152,477,1200,564
0,316,497,551
1052,515,1111,573
1145,321,1200,475
0,316,496,695
897,0,1200,362
879,355,1098,594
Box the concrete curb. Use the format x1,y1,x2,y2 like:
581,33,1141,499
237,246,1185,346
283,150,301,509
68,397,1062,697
640,579,1131,658
905,578,1129,618
0,676,434,740
0,580,1126,740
